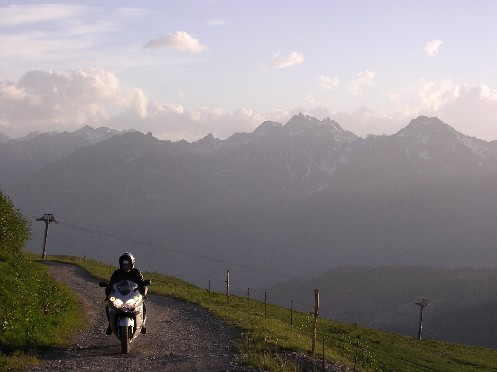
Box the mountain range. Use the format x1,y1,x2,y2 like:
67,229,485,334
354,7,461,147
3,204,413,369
2,114,497,347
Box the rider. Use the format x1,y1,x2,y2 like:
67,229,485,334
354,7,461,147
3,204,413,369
105,252,148,335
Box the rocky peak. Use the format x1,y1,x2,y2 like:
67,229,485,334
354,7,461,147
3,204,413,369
397,116,457,139
73,125,122,144
284,113,358,143
191,133,222,154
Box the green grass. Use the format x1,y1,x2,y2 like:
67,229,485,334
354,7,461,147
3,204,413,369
46,254,497,371
0,253,84,371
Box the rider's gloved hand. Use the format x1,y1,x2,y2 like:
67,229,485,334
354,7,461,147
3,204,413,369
139,286,148,298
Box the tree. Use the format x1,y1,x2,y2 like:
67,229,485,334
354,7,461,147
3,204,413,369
0,191,30,260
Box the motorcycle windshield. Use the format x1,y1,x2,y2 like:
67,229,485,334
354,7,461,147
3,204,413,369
115,280,138,296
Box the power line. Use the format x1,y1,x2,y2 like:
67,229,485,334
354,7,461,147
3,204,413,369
24,213,305,282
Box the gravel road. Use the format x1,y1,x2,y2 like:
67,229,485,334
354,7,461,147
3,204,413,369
27,262,253,371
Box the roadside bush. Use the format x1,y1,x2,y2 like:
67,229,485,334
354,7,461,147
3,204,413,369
0,190,30,260
0,191,81,369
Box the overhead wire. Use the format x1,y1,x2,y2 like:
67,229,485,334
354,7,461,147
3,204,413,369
24,212,305,282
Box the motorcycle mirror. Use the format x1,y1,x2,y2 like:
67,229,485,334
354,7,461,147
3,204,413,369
98,281,108,287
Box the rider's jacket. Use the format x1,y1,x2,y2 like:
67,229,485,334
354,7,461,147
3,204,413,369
106,268,146,296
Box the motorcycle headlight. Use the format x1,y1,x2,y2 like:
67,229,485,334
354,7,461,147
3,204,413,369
125,299,136,308
111,298,124,309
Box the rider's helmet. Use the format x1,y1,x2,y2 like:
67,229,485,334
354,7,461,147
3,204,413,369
119,252,135,271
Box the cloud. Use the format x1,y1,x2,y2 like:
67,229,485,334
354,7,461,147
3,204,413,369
0,69,144,135
348,70,376,97
208,18,227,26
308,105,333,121
424,39,443,57
271,51,304,69
374,80,497,141
435,84,497,141
417,79,460,111
266,107,306,123
0,68,263,142
380,80,461,121
4,67,497,143
0,4,87,26
304,94,316,105
0,5,114,69
142,31,208,53
0,32,95,65
149,101,184,115
394,81,497,141
117,7,146,18
110,104,263,142
318,75,339,90
386,93,401,105
325,105,421,138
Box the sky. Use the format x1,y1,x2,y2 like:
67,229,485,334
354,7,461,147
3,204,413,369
1,0,497,142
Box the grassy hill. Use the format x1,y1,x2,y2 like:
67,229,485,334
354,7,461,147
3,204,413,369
0,192,83,370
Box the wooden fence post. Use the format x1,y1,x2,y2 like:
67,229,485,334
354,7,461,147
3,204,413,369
312,289,320,355
264,291,267,318
354,335,360,371
290,300,294,328
322,336,326,371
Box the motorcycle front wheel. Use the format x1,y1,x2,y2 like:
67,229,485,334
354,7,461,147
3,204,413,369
119,326,131,353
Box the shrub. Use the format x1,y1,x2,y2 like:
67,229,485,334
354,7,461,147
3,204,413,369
0,191,30,260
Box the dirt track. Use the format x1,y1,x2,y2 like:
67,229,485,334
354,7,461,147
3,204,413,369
27,262,252,371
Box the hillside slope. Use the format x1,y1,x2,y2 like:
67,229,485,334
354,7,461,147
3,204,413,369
267,266,497,348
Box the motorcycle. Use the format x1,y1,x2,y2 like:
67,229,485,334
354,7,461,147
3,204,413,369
99,279,151,353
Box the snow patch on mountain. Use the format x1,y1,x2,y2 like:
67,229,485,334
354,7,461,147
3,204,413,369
457,135,491,159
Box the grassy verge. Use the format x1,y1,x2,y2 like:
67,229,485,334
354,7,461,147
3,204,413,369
47,254,497,371
0,253,84,371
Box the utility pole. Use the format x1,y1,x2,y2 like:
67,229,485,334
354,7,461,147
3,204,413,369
415,299,429,340
226,270,230,304
36,214,58,260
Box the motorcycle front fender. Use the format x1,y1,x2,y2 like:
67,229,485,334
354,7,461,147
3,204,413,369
119,317,135,328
